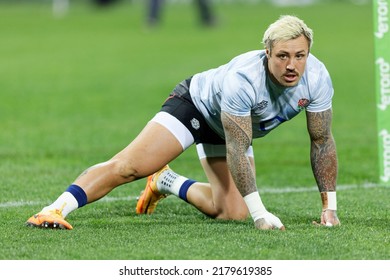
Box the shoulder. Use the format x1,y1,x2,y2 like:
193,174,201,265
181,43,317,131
223,50,267,87
231,49,265,61
301,54,334,112
306,54,331,79
303,54,333,89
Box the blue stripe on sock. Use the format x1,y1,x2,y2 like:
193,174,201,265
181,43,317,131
178,179,196,202
66,184,88,208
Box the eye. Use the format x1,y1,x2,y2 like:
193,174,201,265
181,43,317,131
296,53,306,60
277,54,288,60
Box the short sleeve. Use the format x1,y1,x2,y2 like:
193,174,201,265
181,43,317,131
221,72,255,116
306,64,334,112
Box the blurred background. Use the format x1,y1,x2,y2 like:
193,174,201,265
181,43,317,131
2,0,388,262
0,0,376,194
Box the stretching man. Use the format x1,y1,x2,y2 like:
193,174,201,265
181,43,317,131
27,15,340,230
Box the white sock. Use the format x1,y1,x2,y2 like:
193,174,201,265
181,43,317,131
156,169,196,202
41,192,78,218
156,170,186,195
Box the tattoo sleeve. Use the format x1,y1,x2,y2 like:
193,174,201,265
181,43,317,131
221,111,256,197
306,109,338,192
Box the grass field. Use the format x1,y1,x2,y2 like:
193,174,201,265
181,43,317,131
0,0,389,264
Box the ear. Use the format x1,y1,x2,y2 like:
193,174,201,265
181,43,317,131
265,49,271,59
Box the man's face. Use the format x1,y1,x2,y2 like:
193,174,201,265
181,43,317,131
266,35,309,87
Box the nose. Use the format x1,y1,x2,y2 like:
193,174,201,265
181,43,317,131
286,60,295,71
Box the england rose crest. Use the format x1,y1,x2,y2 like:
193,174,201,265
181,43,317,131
297,98,310,111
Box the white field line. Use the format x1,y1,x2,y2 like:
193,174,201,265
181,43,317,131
0,182,387,208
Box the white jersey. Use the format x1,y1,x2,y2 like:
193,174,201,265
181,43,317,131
189,50,334,139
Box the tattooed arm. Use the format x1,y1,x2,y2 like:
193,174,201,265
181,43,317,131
221,112,255,196
221,111,284,230
306,108,340,226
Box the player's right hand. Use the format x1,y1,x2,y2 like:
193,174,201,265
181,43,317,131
254,211,285,231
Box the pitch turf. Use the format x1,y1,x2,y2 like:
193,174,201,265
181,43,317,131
0,0,388,261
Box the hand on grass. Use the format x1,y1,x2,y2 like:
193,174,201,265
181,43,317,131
313,209,340,227
254,211,285,231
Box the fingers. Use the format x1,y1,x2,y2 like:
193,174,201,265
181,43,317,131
254,218,273,230
325,221,334,227
272,217,284,230
322,209,341,227
312,209,341,227
312,220,326,227
254,214,286,231
267,212,285,230
312,220,338,227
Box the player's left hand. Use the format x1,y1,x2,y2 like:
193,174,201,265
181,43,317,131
313,209,340,227
254,211,286,231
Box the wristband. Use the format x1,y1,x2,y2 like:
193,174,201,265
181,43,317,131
321,191,337,210
243,192,267,222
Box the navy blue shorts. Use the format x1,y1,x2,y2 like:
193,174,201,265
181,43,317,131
159,78,225,145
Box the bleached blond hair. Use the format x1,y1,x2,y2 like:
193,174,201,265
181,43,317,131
262,15,313,53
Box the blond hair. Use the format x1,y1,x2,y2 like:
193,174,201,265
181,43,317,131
262,15,313,53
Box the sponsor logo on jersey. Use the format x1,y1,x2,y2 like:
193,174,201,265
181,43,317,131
252,100,268,114
257,100,268,110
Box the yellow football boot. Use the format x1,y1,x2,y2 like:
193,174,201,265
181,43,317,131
26,205,73,230
136,165,170,214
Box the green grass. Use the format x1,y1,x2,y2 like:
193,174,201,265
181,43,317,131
0,0,389,263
